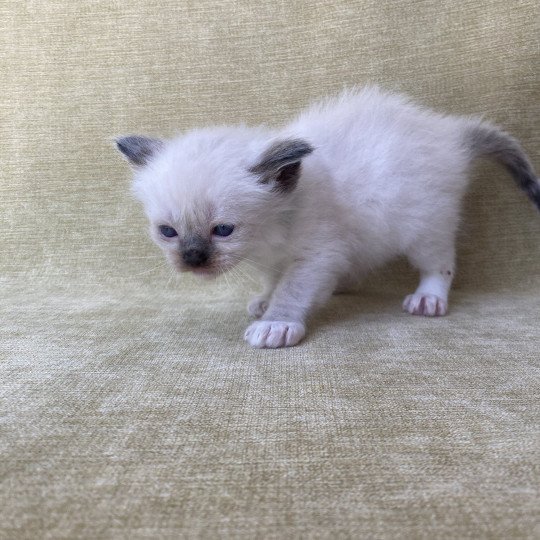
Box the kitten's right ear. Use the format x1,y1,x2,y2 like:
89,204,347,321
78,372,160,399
115,135,164,167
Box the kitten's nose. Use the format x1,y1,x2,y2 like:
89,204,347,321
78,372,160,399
182,247,209,267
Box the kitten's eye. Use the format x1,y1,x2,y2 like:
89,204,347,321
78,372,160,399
159,225,178,238
212,224,235,237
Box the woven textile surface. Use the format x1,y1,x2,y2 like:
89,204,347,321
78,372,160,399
1,1,539,537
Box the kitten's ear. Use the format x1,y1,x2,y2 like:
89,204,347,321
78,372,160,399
249,139,313,193
115,135,164,167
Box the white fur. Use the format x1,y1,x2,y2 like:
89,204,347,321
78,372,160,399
129,86,490,348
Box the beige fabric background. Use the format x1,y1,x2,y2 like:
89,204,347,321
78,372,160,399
1,1,539,538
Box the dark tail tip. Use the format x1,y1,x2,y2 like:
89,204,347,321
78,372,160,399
466,123,540,212
526,179,540,212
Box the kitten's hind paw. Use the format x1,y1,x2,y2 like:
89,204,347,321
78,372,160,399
247,296,269,318
403,293,447,316
244,321,305,348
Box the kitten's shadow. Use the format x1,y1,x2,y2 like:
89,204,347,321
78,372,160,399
309,289,404,332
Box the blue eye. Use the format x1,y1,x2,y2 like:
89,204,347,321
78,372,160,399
159,225,178,238
212,224,235,237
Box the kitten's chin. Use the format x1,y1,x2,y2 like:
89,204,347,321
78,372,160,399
172,265,219,279
191,267,220,280
187,263,235,279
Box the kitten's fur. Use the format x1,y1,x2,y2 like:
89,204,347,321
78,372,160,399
117,87,539,348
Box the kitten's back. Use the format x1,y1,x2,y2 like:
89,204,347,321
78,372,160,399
286,86,469,190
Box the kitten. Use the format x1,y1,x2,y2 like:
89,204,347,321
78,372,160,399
116,86,539,348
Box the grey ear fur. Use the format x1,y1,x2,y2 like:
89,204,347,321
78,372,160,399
250,138,314,193
116,135,164,167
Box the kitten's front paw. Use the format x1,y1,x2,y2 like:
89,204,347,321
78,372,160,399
403,293,447,316
244,321,305,348
247,296,269,318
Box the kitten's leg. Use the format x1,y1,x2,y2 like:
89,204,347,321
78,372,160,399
247,271,280,318
244,260,338,348
403,237,455,317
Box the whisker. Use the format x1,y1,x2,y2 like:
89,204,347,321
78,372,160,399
231,266,250,288
132,261,169,277
231,255,282,275
231,264,259,286
165,266,177,288
227,267,240,288
129,255,163,260
220,265,233,292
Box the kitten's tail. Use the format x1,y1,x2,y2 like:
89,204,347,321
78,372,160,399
464,121,540,211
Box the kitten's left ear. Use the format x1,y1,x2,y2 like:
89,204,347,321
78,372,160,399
250,138,314,193
115,135,164,167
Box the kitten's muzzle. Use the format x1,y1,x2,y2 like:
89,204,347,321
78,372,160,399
182,247,210,267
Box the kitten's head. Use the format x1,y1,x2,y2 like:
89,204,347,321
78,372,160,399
116,127,313,277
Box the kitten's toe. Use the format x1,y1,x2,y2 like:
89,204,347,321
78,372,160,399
247,296,269,318
403,293,447,316
244,321,305,348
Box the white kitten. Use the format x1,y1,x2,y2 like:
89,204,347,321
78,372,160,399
116,86,539,348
